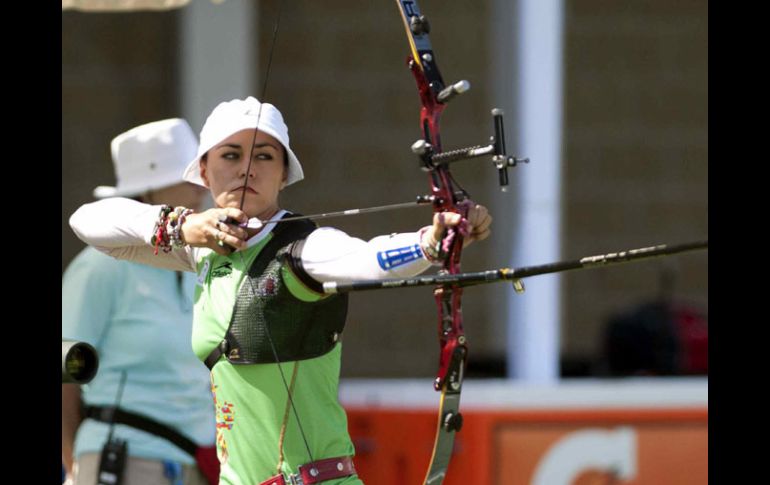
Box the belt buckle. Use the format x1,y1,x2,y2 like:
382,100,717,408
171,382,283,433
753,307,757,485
287,473,304,485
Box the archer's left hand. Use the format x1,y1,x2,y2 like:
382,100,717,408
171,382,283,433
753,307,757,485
423,203,492,253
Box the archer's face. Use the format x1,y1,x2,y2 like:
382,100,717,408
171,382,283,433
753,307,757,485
200,129,287,220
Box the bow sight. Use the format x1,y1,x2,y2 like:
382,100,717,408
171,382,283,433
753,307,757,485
411,108,529,191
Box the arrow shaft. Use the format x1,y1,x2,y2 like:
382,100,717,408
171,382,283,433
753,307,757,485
258,198,432,227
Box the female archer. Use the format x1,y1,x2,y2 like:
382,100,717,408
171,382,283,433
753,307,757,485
70,96,491,485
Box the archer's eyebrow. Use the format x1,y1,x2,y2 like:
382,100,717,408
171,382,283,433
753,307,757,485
213,143,243,151
213,141,280,151
253,142,281,151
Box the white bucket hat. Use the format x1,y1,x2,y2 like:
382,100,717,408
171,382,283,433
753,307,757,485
93,118,198,199
182,96,304,188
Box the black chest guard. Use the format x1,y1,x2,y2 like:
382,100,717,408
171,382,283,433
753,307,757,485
204,217,348,370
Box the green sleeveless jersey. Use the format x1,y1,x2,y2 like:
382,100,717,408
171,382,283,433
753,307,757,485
191,235,362,485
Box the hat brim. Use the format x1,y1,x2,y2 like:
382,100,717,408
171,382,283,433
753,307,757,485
92,177,188,200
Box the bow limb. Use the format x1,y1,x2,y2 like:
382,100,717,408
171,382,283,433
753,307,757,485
395,1,469,483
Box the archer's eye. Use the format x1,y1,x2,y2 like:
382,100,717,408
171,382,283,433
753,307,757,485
254,152,274,161
221,151,242,161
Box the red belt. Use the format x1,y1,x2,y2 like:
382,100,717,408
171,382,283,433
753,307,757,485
259,456,356,485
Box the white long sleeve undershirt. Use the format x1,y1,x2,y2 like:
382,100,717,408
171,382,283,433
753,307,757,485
69,198,434,283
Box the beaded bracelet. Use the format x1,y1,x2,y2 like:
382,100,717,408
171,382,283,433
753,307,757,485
151,205,194,254
167,206,194,249
151,205,173,254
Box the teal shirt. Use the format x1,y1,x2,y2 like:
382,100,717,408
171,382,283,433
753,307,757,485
62,247,215,464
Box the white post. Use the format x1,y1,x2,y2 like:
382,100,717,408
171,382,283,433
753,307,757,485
179,0,257,132
491,0,564,382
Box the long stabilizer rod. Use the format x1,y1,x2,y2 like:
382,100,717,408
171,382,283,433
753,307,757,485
323,240,708,293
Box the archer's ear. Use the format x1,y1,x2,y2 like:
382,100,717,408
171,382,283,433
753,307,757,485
199,158,210,187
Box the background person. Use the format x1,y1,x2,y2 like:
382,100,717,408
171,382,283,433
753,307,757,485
63,118,217,485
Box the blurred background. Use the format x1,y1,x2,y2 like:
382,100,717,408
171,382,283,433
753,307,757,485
62,0,707,483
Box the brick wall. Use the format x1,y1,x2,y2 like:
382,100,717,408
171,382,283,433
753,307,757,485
61,1,707,378
561,0,708,368
62,10,181,272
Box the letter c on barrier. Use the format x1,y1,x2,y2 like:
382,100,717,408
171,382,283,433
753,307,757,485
532,427,637,485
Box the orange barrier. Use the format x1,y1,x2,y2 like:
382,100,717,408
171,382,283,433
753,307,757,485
344,404,707,484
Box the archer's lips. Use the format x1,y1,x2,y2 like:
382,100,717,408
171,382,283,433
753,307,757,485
231,187,258,194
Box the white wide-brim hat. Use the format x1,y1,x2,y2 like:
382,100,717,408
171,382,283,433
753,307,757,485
182,96,304,187
93,118,199,199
